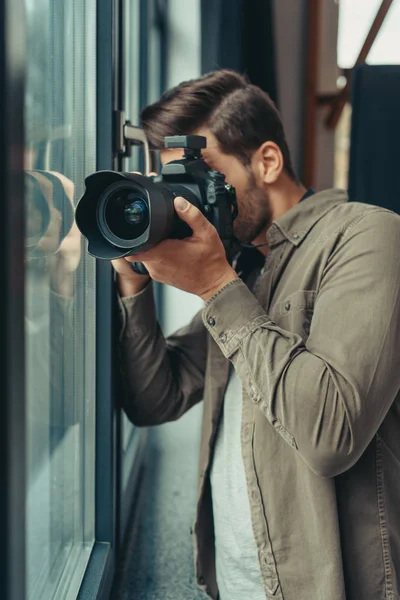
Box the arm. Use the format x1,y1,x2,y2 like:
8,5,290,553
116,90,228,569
203,210,400,477
118,281,207,427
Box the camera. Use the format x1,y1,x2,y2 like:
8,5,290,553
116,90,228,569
25,170,75,259
75,135,238,274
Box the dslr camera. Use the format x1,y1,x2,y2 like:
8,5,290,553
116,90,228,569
75,135,238,274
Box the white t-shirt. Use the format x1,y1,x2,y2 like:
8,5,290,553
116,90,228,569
210,368,266,600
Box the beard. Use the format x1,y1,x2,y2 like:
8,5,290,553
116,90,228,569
233,172,272,244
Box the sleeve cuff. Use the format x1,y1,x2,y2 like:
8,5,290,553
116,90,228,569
202,278,271,358
117,280,156,340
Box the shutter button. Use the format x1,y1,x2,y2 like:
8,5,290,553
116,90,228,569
207,317,216,327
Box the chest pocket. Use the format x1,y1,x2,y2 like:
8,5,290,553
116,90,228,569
269,290,316,343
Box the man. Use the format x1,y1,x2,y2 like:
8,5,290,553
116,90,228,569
112,69,400,600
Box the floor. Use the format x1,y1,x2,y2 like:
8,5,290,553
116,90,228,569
111,403,208,600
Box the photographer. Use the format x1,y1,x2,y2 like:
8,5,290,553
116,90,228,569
112,70,400,600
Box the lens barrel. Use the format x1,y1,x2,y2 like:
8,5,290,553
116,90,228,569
75,171,198,260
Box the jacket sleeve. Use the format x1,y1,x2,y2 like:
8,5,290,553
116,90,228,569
202,210,400,477
117,282,207,427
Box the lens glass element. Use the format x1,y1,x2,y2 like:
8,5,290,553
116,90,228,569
124,199,147,226
104,187,149,241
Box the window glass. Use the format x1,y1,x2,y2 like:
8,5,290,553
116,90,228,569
337,0,400,68
24,0,96,598
120,0,165,498
122,0,141,493
148,0,163,105
335,0,400,188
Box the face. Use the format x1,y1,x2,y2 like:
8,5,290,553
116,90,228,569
160,130,273,244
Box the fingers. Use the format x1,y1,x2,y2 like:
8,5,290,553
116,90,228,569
124,237,182,264
174,197,212,238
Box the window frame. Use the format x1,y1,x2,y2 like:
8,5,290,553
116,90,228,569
0,0,27,598
77,0,117,596
0,0,168,597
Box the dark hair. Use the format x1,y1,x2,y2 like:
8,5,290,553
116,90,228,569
140,69,296,180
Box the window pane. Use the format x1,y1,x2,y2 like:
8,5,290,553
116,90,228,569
125,0,141,173
24,0,96,598
148,1,162,105
338,0,400,69
335,0,400,189
122,0,140,494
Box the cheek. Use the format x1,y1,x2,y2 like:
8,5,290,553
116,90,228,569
235,196,252,221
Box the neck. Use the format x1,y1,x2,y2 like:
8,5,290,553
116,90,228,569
251,177,307,256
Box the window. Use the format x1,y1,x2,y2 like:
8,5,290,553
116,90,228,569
337,0,400,69
25,0,96,597
121,0,141,499
118,0,167,532
334,0,400,187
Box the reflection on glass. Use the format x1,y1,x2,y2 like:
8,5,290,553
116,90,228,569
25,0,96,598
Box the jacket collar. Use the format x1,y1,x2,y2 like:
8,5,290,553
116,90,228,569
266,188,349,248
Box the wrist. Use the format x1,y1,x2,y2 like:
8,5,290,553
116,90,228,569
117,274,150,298
200,268,238,303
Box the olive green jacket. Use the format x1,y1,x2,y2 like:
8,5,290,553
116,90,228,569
118,189,400,600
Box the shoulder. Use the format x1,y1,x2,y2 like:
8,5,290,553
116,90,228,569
336,203,400,240
315,192,400,242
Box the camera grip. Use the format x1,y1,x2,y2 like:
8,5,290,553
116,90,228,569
130,261,149,275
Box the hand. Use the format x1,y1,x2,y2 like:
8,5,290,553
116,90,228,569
125,196,238,302
111,257,150,297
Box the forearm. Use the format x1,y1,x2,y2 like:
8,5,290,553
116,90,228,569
117,272,150,298
202,278,400,478
118,282,206,426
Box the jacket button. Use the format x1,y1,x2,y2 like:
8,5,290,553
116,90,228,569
293,232,299,240
199,576,205,585
285,301,291,311
219,333,227,344
189,527,193,535
207,317,216,327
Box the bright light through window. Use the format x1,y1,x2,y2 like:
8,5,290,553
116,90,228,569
338,0,400,69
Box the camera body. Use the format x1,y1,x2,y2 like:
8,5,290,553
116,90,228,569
75,135,238,274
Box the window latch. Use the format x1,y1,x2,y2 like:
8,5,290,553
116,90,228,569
113,110,150,175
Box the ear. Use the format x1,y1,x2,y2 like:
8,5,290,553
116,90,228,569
253,141,284,185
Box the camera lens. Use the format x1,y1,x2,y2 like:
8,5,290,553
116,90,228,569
101,187,150,242
124,199,147,226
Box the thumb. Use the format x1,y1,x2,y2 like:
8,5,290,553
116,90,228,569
174,196,210,237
